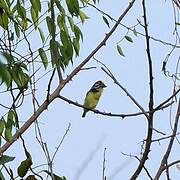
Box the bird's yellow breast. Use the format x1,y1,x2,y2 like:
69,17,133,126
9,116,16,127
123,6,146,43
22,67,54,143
84,89,103,109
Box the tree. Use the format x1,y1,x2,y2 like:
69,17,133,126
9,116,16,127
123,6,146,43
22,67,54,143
0,0,179,179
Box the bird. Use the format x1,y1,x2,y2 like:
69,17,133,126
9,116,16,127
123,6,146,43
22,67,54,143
82,81,106,117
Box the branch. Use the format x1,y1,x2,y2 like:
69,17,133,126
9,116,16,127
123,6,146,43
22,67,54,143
121,152,153,180
59,95,144,118
101,67,148,119
61,0,136,87
0,84,63,155
102,148,107,180
154,100,180,179
167,160,180,169
131,0,154,179
154,88,180,111
51,123,71,162
88,2,180,49
152,132,180,143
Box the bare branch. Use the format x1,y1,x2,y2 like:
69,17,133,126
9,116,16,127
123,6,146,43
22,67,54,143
154,88,180,111
131,0,154,178
101,67,148,119
154,100,180,179
152,132,180,143
58,95,173,118
51,123,71,162
121,152,153,180
102,148,107,180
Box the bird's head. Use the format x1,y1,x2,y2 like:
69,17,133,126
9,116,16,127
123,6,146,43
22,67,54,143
90,81,106,92
97,81,107,88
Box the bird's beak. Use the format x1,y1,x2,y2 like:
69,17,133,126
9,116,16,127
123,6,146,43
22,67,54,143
103,83,107,88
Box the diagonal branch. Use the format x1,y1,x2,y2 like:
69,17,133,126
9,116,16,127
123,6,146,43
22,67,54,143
61,0,136,87
154,88,180,111
154,100,180,179
101,67,148,119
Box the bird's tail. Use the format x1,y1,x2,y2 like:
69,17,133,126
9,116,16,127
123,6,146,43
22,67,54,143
82,110,87,118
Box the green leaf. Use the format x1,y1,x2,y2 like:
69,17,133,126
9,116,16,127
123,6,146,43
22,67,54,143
10,63,29,90
38,27,45,43
133,28,138,36
0,155,15,165
14,23,20,38
80,0,88,6
21,18,28,30
125,35,133,43
4,128,12,142
0,171,5,180
79,10,89,24
17,157,32,178
46,16,54,35
30,0,41,14
6,110,15,129
50,40,61,67
117,45,125,57
0,0,9,12
31,7,38,29
60,30,69,47
59,28,74,63
0,12,8,29
65,0,79,16
67,16,74,31
57,14,64,31
2,51,14,64
175,22,180,26
13,111,19,128
0,118,5,135
102,16,110,28
12,68,29,90
39,48,48,69
74,25,83,41
73,37,80,56
17,4,26,19
0,62,11,86
55,1,65,17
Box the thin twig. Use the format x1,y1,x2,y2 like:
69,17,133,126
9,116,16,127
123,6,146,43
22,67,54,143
121,152,153,180
51,123,71,162
152,128,166,136
46,68,56,102
102,148,107,180
88,2,180,48
152,132,180,143
154,88,180,111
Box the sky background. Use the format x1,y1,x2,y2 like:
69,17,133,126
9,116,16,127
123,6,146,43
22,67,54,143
1,0,180,179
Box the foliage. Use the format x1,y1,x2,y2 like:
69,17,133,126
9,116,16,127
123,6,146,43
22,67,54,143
0,0,179,179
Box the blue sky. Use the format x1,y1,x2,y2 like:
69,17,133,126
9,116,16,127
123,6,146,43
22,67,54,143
1,0,180,179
